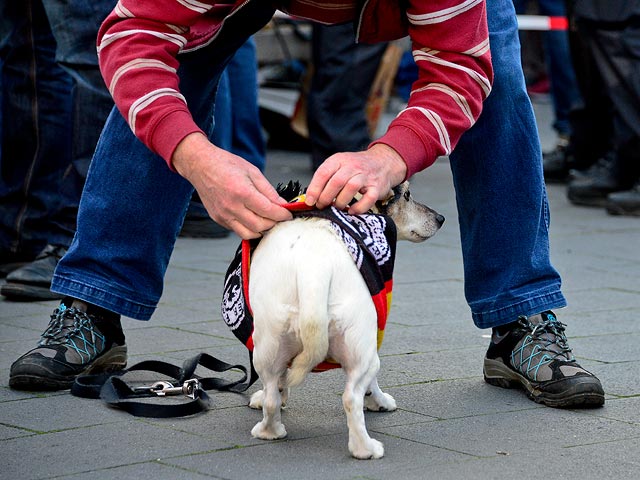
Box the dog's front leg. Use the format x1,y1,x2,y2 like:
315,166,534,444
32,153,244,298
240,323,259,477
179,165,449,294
364,377,397,412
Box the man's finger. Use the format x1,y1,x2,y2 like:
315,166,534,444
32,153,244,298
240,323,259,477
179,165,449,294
348,188,378,215
305,160,340,206
333,176,365,210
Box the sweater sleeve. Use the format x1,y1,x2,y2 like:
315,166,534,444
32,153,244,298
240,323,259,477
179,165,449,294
371,0,493,178
96,1,225,168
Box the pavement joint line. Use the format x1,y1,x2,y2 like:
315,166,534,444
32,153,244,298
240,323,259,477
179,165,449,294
372,430,487,458
383,378,478,389
380,347,485,357
154,459,228,479
560,434,640,449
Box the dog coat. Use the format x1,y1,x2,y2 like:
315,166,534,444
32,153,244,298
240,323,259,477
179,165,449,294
221,199,397,372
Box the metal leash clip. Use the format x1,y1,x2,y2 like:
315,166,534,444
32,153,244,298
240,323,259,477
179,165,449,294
134,379,201,399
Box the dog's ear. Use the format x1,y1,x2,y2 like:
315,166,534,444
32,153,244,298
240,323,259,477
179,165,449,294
373,183,404,215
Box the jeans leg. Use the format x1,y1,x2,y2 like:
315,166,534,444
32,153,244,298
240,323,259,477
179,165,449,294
51,50,231,319
51,3,275,320
227,37,266,171
0,0,73,255
537,0,582,136
449,0,566,329
51,106,196,319
212,69,233,150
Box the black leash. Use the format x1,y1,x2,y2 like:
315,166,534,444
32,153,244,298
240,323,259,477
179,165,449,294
71,352,258,418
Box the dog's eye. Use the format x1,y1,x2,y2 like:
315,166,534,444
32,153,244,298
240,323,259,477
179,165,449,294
403,190,411,201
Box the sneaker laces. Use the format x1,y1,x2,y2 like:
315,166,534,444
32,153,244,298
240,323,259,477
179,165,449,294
39,305,106,364
512,312,575,380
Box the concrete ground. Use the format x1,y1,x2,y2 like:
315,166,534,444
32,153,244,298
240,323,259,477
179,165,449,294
1,97,639,479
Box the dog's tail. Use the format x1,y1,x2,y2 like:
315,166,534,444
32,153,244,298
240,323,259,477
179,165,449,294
285,273,331,389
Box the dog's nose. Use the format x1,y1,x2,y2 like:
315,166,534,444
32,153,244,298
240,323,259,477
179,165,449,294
436,214,445,226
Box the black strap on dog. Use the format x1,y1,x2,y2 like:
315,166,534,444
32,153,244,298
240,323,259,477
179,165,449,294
71,352,258,418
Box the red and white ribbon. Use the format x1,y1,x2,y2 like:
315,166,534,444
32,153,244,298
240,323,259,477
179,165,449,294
516,15,568,31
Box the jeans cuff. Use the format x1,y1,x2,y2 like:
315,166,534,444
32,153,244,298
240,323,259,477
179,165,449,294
51,273,156,320
471,289,567,329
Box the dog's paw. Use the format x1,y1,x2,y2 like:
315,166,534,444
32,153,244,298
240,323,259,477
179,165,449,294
251,420,287,440
249,390,264,409
349,438,384,460
365,392,397,412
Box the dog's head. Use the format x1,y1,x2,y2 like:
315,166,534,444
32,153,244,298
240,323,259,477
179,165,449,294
372,181,444,242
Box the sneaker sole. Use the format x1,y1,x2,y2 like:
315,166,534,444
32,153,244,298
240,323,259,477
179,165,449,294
483,358,604,408
9,345,128,391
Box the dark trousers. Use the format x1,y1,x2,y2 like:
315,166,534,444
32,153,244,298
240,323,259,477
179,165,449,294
0,0,115,256
306,23,387,169
566,1,640,180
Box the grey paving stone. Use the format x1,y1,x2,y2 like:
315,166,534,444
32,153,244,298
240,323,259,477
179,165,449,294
593,362,640,398
378,408,640,458
0,393,130,432
386,377,543,419
392,440,640,480
164,433,473,480
583,396,640,424
2,422,217,479
0,423,33,440
54,462,217,480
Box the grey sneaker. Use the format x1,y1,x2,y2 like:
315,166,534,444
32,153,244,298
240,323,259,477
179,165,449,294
483,311,604,408
9,303,127,390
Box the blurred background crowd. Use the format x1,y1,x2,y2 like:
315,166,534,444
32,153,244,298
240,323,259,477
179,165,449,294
1,0,638,303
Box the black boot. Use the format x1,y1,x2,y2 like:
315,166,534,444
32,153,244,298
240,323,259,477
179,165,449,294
1,245,67,300
567,154,630,207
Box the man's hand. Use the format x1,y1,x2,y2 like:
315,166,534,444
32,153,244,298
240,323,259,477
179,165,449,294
172,133,292,239
305,143,408,214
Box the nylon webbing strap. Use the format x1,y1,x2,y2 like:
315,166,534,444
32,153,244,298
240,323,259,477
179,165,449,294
71,352,259,418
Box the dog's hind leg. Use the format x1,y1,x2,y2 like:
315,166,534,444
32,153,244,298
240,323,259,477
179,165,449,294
342,353,385,459
249,374,289,410
250,337,288,440
364,377,397,412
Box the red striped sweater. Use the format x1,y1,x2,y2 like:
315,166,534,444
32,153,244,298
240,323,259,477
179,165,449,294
97,0,493,178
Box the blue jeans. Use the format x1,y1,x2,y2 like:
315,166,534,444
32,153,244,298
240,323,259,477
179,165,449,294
513,0,582,136
0,0,115,255
52,0,565,329
450,0,566,328
213,37,266,171
51,1,276,318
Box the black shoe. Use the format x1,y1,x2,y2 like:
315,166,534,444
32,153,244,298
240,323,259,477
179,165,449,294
542,137,571,184
483,311,604,408
1,244,67,300
0,250,37,278
606,181,640,217
567,156,629,207
9,302,127,390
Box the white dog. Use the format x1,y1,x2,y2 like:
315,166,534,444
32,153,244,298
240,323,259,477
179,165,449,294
246,182,444,459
